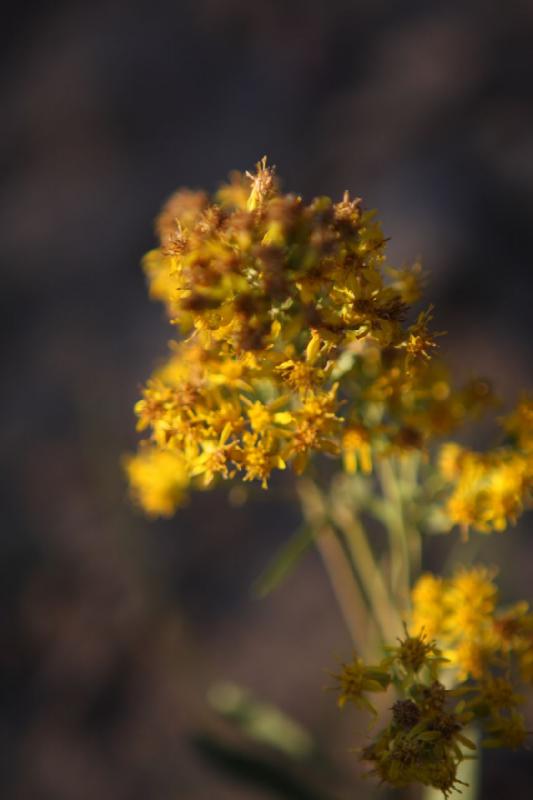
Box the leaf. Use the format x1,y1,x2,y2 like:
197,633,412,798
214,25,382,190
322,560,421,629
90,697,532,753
207,682,315,760
456,733,477,750
192,733,334,800
253,524,315,597
418,731,441,742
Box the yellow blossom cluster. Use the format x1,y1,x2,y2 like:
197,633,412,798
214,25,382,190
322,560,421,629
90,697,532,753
334,589,533,796
411,566,533,683
439,399,533,534
125,446,189,517
410,566,533,756
126,158,495,515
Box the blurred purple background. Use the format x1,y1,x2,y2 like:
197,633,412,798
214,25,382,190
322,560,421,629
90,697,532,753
2,1,533,798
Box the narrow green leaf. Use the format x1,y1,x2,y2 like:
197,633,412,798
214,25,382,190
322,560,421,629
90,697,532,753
253,525,315,597
193,733,333,800
207,682,315,760
456,733,477,750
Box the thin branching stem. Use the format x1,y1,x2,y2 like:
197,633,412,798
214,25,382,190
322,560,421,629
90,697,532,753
328,493,402,643
378,458,411,611
296,478,371,656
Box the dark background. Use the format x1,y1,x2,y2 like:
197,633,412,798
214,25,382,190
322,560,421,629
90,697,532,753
2,1,532,798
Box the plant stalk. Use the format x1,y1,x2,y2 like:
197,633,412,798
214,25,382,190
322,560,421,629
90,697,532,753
296,477,371,656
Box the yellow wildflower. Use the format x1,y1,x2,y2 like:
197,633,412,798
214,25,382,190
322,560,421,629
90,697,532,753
240,431,286,488
127,158,502,514
440,446,532,534
438,442,465,481
411,574,446,639
444,566,498,634
125,447,189,517
396,306,444,372
445,639,490,680
342,424,373,474
410,566,533,687
384,625,447,679
245,156,277,211
330,656,390,714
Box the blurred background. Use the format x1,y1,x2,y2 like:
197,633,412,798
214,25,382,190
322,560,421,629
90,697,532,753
2,1,533,798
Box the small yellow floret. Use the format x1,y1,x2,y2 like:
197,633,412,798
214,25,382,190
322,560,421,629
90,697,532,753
125,447,189,517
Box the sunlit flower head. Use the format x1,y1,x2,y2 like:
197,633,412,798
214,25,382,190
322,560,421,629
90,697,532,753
127,158,499,514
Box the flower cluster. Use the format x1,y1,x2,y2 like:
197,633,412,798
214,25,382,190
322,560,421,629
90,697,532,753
334,583,533,797
361,681,476,798
411,566,533,688
331,657,391,715
333,630,475,797
126,158,497,515
128,159,533,797
438,401,533,534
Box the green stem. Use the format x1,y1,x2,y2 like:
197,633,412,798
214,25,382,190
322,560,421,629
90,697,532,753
378,458,411,611
400,452,423,579
329,497,402,643
443,533,482,575
296,478,373,657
